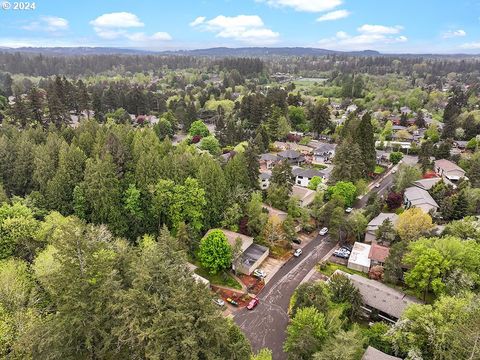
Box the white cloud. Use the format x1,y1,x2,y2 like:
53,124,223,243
90,12,144,28
258,0,342,12
318,24,407,50
460,41,480,49
316,9,350,22
22,16,69,33
442,29,466,38
190,16,206,27
90,12,171,42
357,24,402,35
190,15,279,45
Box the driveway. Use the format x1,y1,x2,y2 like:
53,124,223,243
234,234,336,359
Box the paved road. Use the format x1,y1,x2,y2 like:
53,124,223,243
355,155,418,208
234,235,336,359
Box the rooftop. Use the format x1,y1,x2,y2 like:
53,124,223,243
206,229,254,253
404,186,439,210
367,213,399,228
369,244,390,263
260,153,280,161
434,159,465,174
241,243,269,268
291,185,315,201
348,242,371,269
412,177,441,190
362,346,402,360
278,149,303,160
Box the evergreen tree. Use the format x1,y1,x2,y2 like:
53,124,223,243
415,110,426,128
332,137,363,182
271,160,294,191
27,86,44,125
356,112,376,175
310,102,331,137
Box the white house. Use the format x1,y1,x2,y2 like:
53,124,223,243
292,168,325,188
259,172,271,190
347,242,372,273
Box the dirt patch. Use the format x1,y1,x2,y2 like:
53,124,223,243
211,286,252,307
239,275,265,295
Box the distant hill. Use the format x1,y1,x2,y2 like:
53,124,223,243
0,46,478,58
0,46,380,57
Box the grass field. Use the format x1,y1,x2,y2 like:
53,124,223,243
374,165,386,174
194,267,243,290
317,262,369,278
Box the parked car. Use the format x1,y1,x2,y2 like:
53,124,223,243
375,183,381,188
213,298,225,307
246,297,259,310
333,249,350,259
226,298,238,306
253,269,267,279
392,169,397,174
319,227,329,236
293,249,303,257
340,244,353,252
292,238,302,245
345,207,353,213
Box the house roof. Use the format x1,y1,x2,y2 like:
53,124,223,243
392,125,407,131
338,271,422,319
278,149,302,160
348,242,371,269
404,186,439,211
362,346,402,360
412,177,441,190
262,204,287,219
260,153,279,161
291,185,315,201
313,143,336,154
369,244,390,263
368,213,399,228
434,159,465,174
259,172,271,180
295,168,325,179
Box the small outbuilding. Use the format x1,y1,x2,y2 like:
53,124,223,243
347,242,371,273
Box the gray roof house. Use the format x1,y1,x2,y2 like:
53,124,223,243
362,347,402,360
404,186,439,214
278,150,305,165
332,270,422,323
365,213,399,243
313,143,336,163
291,185,316,207
412,177,442,191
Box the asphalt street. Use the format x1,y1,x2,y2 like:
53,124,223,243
234,235,336,359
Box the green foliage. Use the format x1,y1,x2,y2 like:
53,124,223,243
307,176,323,190
389,151,404,165
154,118,174,140
291,282,330,317
251,348,273,360
189,120,210,137
283,307,328,359
393,164,422,192
327,273,363,322
199,135,221,155
327,181,357,207
313,325,365,360
199,230,232,275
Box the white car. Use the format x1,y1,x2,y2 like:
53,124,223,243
345,207,353,213
392,169,397,174
375,183,381,188
253,269,267,279
319,227,329,236
213,298,225,307
293,249,303,257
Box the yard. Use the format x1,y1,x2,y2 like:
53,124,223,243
317,261,369,278
374,165,386,175
194,265,243,290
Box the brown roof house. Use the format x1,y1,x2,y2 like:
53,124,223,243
291,185,316,207
369,244,390,267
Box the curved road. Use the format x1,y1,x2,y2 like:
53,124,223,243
234,235,336,359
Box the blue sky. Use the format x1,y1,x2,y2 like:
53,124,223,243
1,0,480,53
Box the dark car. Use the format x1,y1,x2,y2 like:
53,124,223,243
292,238,302,245
246,297,259,310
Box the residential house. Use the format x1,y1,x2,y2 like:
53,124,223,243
259,172,271,190
400,106,412,114
376,150,390,165
347,242,371,273
260,153,280,170
262,204,288,222
404,186,439,213
346,104,358,113
434,159,466,182
362,347,402,360
453,140,468,150
368,244,390,267
293,167,325,188
187,263,210,287
205,229,269,276
291,185,316,207
412,177,441,191
313,143,336,164
278,149,305,165
365,213,399,243
332,270,422,323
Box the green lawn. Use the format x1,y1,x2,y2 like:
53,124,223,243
374,165,386,175
194,267,243,290
317,262,369,278
310,164,328,170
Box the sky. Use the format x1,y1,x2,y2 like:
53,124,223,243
1,0,480,53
